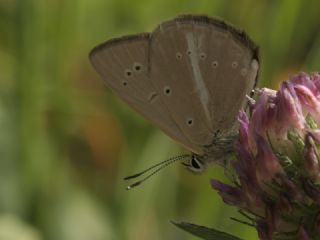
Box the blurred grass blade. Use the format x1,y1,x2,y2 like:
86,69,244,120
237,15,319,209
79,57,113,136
171,221,244,240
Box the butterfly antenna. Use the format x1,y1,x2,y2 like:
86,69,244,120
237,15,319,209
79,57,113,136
124,154,191,190
123,154,190,180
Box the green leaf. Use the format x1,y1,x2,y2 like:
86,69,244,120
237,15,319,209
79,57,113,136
171,221,245,240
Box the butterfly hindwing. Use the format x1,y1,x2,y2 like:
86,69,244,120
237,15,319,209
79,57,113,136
150,21,215,147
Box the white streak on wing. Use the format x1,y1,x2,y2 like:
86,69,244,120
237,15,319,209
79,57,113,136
185,32,211,121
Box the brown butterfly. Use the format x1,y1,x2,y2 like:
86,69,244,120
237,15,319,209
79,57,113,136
90,15,259,188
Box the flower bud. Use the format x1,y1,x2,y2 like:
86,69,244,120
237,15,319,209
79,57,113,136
304,134,320,181
211,73,320,239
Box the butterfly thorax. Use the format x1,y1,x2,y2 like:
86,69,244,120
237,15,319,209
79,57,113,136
211,129,238,158
188,130,238,173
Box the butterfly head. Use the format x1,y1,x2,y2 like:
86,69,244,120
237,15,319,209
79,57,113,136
183,154,207,173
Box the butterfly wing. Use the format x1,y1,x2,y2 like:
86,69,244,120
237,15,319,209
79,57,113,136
89,34,203,154
149,15,259,147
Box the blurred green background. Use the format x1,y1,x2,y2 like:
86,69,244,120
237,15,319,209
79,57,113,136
1,0,320,239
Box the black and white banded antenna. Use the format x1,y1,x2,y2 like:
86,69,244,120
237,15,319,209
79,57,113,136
124,154,191,190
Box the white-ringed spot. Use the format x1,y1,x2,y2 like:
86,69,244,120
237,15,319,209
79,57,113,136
211,61,218,68
232,61,238,69
124,69,133,77
133,62,143,72
164,86,172,96
186,118,194,126
176,52,182,60
200,53,206,60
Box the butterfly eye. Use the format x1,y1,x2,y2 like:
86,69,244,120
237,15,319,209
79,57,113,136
187,155,205,173
191,157,201,169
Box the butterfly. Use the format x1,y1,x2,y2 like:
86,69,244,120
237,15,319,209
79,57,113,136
89,14,259,189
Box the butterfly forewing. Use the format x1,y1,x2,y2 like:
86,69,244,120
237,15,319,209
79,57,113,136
89,34,203,154
150,22,215,147
149,16,259,147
